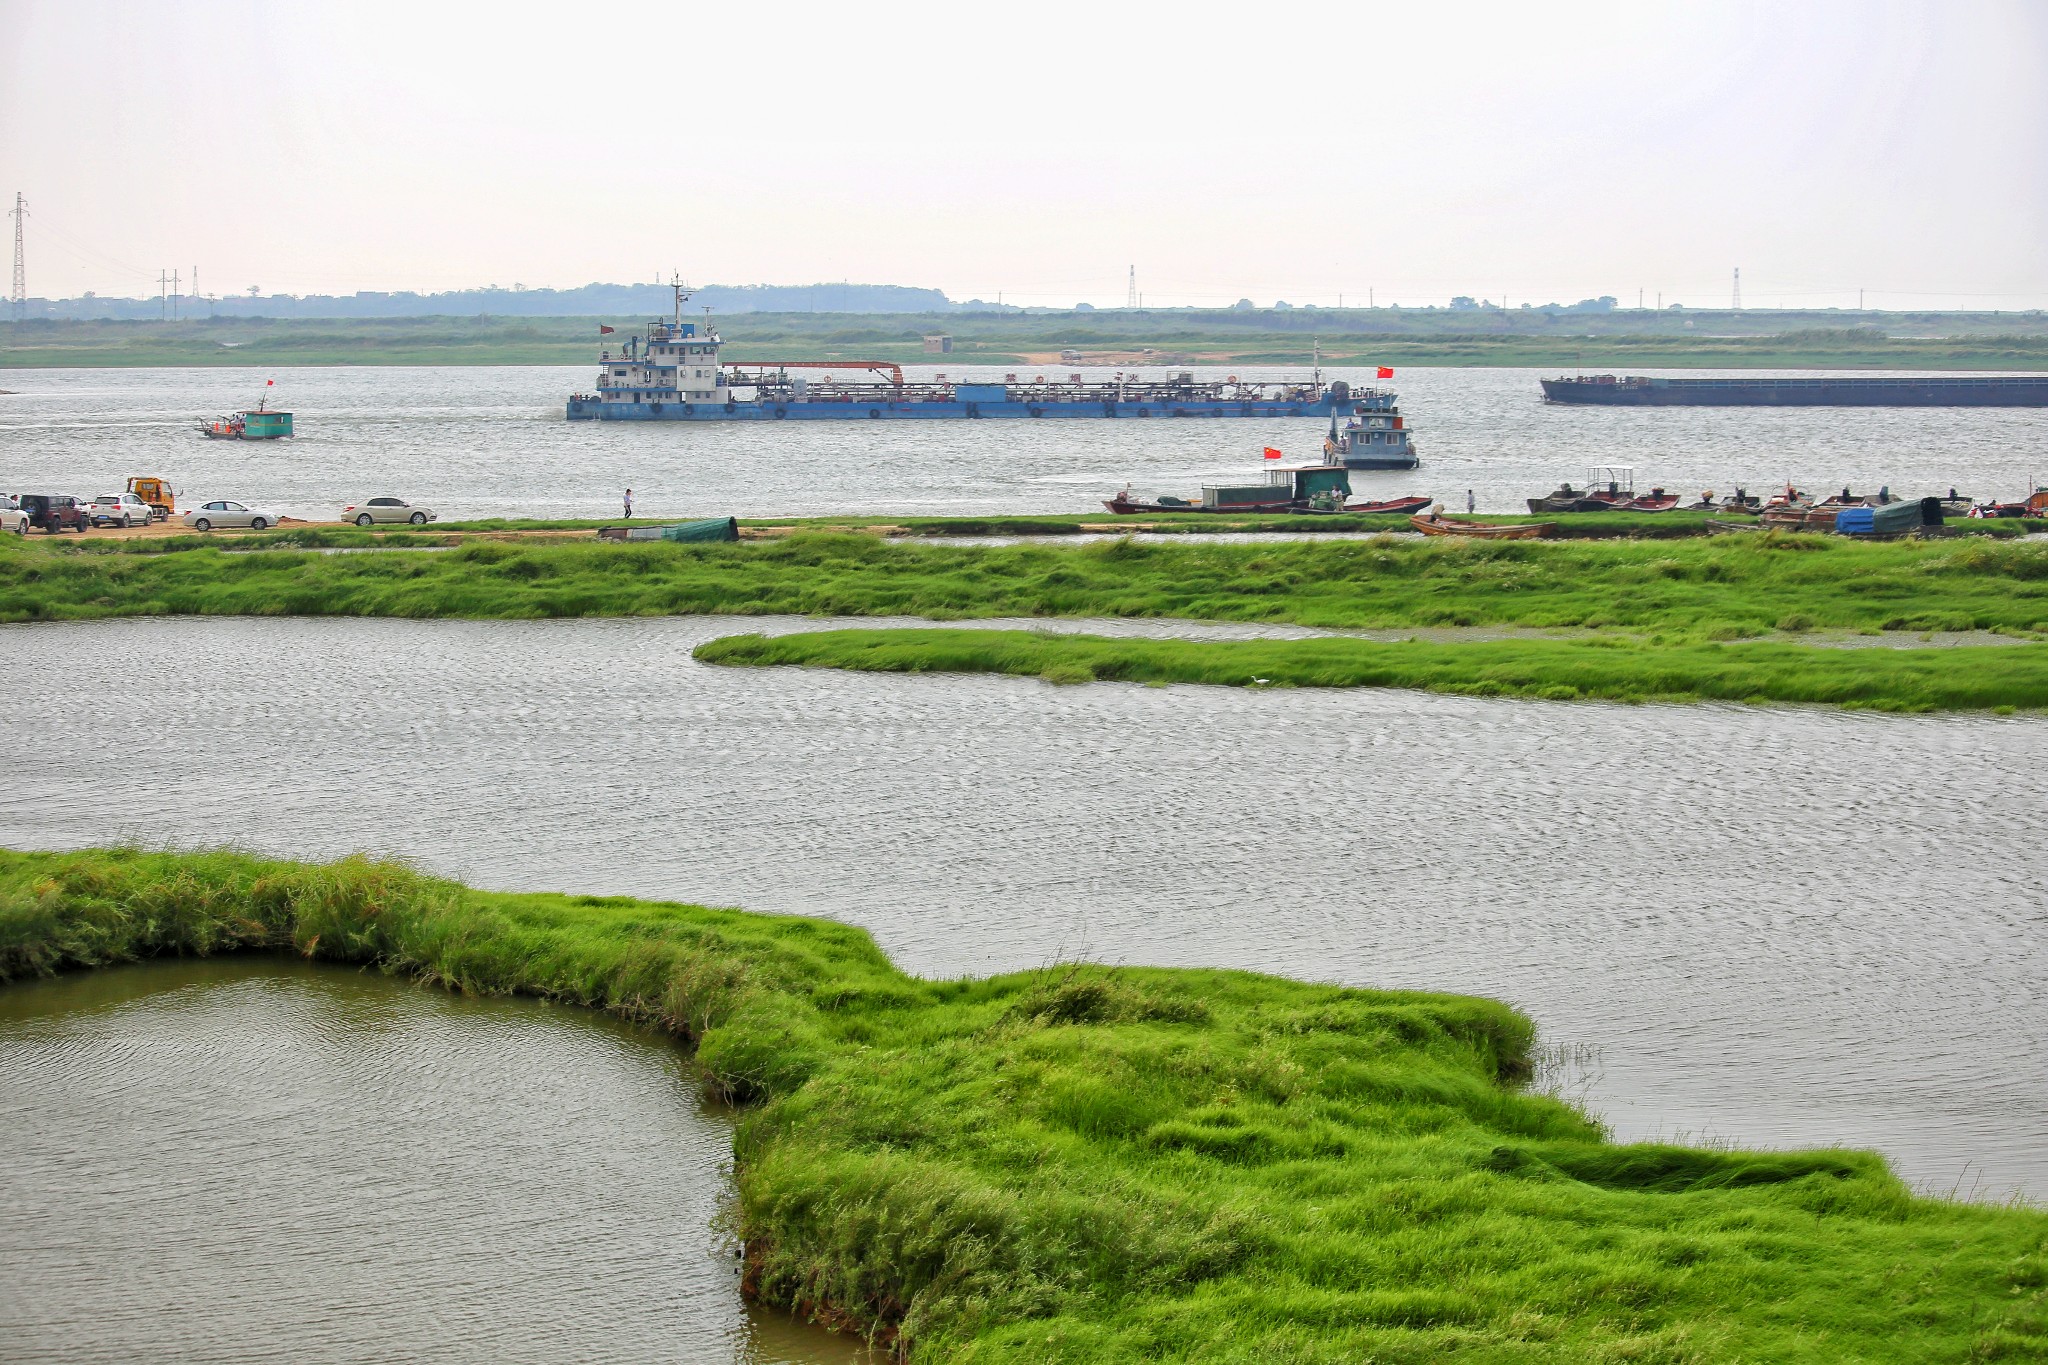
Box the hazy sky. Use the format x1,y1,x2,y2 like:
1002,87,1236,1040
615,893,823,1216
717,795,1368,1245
4,0,2045,309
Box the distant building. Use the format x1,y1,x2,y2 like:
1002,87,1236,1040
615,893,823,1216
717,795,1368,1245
922,334,953,353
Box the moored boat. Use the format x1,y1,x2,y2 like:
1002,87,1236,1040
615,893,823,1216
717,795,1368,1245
1343,495,1434,515
1104,459,1357,515
1410,513,1554,539
1528,466,1673,513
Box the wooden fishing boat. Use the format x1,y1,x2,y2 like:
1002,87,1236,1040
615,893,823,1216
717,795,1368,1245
1343,495,1434,515
1410,514,1553,540
1623,490,1680,512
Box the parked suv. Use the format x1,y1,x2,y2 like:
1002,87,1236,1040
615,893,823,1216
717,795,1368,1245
0,496,27,536
88,492,156,527
18,493,90,534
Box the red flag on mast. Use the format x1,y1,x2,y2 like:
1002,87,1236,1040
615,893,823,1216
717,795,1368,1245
1376,366,1394,379
599,325,616,335
1262,446,1283,461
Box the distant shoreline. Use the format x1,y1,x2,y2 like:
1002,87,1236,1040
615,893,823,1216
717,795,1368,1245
6,311,2048,371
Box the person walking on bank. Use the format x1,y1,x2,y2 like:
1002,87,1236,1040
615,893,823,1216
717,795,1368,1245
1466,489,1476,514
623,488,634,519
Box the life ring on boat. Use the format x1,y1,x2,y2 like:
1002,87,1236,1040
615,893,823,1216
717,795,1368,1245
773,404,788,418
868,407,881,418
1137,407,1150,418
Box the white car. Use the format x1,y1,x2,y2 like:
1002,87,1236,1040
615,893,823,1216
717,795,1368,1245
87,492,156,527
0,501,26,536
341,497,436,526
182,499,281,531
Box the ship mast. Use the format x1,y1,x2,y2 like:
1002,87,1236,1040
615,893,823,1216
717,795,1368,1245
669,271,695,330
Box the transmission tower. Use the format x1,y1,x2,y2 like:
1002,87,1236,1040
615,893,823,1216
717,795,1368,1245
1126,265,1137,309
9,193,25,322
1732,267,1741,310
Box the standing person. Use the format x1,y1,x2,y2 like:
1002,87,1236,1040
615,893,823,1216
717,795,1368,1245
623,488,634,519
1465,489,1476,514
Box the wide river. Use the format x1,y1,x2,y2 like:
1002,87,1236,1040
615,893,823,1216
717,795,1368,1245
2,614,2043,1209
4,363,2046,520
0,958,868,1364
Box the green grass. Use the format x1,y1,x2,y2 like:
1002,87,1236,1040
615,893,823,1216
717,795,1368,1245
695,627,2048,712
3,847,2043,1361
10,527,2048,640
8,310,2048,369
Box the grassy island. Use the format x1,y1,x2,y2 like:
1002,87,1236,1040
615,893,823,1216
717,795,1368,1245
3,848,2043,1361
694,627,2048,712
10,529,2048,711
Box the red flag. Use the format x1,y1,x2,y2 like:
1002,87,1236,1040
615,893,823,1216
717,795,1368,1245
1376,366,1394,379
1262,446,1283,461
266,379,274,386
599,325,616,335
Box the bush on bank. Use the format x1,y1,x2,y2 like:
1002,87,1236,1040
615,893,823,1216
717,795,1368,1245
3,848,2043,1362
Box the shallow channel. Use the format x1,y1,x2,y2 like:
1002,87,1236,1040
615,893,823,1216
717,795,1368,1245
2,613,2044,1203
0,957,870,1365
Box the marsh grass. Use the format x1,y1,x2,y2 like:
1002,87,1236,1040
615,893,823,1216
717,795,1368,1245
3,848,2043,1362
693,627,2048,712
9,527,2048,641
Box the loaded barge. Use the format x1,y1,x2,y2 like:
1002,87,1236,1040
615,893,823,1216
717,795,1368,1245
1540,373,2048,406
567,281,1346,422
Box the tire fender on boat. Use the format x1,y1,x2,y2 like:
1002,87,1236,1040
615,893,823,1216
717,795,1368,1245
774,404,788,418
869,407,881,418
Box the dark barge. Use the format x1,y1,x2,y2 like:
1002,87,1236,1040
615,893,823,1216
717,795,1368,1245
1539,374,2048,407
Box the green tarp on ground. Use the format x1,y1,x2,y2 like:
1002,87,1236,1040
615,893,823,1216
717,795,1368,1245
659,517,740,542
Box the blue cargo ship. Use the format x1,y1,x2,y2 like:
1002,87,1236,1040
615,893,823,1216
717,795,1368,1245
565,281,1348,422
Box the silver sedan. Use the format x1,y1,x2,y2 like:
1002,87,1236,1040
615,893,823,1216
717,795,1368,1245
182,499,281,531
341,497,437,526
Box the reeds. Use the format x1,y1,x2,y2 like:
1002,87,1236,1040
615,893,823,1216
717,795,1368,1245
5,847,2044,1361
695,627,2048,712
9,529,2048,639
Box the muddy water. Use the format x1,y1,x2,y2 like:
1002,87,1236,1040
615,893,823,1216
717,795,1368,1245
4,363,2046,521
0,957,869,1364
1,614,2044,1203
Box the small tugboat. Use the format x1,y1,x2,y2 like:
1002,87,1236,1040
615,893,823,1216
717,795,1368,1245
1320,383,1419,470
199,382,293,440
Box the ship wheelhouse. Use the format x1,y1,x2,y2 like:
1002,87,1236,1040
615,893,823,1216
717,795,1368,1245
589,281,729,410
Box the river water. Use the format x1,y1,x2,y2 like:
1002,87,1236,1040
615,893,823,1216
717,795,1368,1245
0,957,869,1364
3,364,2046,520
2,614,2043,1206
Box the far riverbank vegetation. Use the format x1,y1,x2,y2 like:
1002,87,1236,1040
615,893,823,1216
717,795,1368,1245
6,307,2048,369
4,848,2044,1361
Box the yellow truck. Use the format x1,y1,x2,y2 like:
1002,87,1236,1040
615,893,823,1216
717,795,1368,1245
126,477,176,522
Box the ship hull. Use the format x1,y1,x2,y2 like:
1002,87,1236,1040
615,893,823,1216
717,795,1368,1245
566,396,1336,421
1540,376,2048,406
